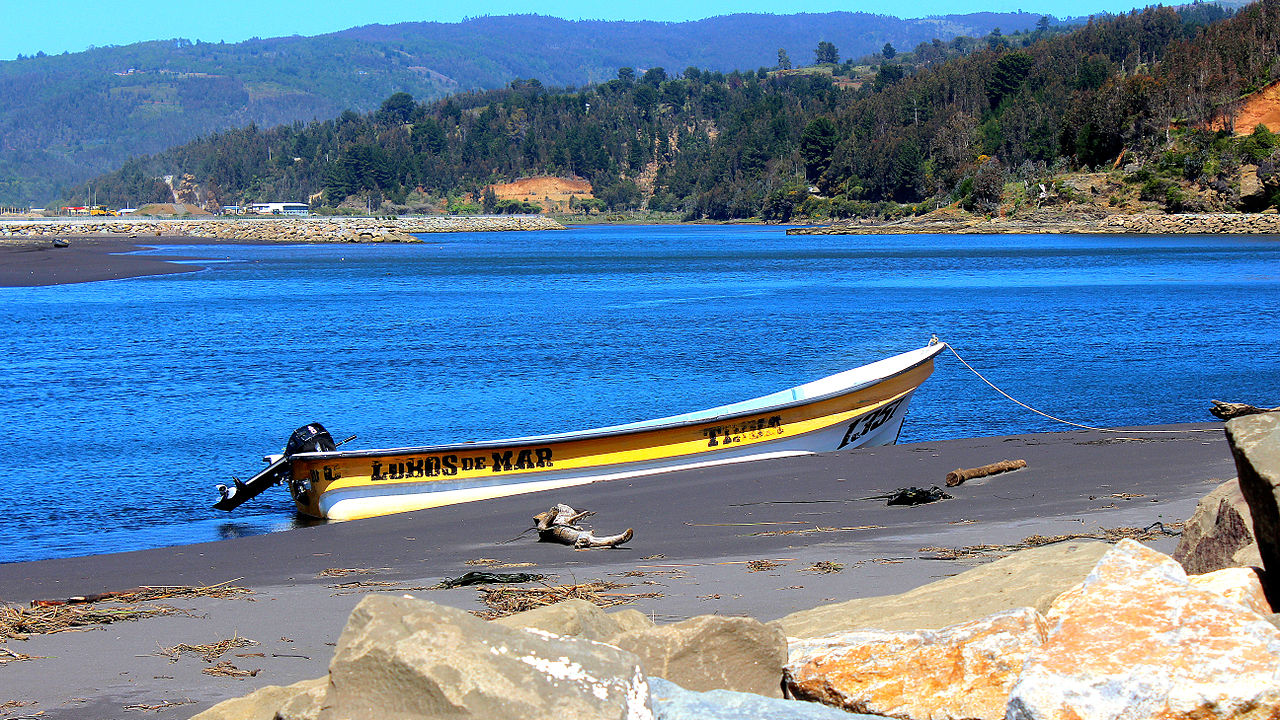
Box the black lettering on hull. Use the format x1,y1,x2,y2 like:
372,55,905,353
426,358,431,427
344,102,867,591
837,398,905,449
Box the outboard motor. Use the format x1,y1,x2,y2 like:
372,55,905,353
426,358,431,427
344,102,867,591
214,422,336,512
282,422,336,507
285,423,336,457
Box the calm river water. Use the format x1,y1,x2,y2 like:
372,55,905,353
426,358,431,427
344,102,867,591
2,225,1277,562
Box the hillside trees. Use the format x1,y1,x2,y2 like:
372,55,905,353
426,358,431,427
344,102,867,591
72,1,1280,219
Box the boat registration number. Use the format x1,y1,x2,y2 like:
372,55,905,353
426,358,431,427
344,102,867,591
837,398,904,449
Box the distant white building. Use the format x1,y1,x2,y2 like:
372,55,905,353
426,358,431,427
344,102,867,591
247,202,309,216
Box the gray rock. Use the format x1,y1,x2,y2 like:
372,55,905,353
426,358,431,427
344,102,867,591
493,598,625,642
319,595,651,720
190,678,327,720
612,615,787,698
774,541,1110,638
1226,413,1280,606
1173,478,1262,574
648,677,873,720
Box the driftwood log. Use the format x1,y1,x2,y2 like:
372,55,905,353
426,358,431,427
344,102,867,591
533,504,633,549
945,459,1028,487
1210,400,1280,420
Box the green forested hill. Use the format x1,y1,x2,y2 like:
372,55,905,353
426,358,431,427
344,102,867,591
0,11,1047,205
79,1,1278,221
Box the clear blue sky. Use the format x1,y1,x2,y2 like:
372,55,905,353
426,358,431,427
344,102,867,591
2,0,1147,60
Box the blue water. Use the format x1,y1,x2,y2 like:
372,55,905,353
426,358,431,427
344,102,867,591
2,225,1278,563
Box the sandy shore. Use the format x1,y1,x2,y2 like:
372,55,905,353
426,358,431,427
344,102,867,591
0,423,1232,718
0,237,221,287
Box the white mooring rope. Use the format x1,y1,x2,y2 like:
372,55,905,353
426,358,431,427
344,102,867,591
941,341,1220,434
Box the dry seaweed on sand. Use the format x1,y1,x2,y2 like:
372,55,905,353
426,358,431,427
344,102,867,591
749,524,882,537
463,558,537,569
472,580,662,619
326,580,397,589
618,568,688,579
1,602,192,639
317,567,385,578
0,647,35,665
122,698,195,712
802,560,845,574
920,522,1184,560
0,700,35,716
202,660,259,678
158,633,258,663
28,580,252,607
329,583,438,597
109,581,251,603
746,559,785,572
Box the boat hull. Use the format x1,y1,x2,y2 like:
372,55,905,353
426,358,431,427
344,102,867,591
286,345,943,520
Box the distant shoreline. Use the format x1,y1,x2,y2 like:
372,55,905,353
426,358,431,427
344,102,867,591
0,215,566,286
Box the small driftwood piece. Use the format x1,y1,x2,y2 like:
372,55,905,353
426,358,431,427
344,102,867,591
1210,400,1280,420
534,504,633,548
945,459,1028,487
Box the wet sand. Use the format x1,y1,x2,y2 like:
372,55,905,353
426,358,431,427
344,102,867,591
0,423,1232,718
0,237,215,287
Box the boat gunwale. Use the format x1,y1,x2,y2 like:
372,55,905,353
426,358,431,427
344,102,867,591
291,343,944,461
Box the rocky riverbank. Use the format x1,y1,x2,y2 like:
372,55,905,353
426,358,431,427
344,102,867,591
790,208,1280,235
0,215,564,243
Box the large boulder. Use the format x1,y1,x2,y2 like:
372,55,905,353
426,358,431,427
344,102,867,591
191,678,327,720
1226,413,1280,605
612,615,788,698
648,677,874,720
1174,478,1262,574
784,607,1047,720
774,541,1109,638
1007,539,1280,720
319,595,652,720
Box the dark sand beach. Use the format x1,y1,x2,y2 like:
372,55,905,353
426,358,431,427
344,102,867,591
0,237,215,287
0,423,1232,718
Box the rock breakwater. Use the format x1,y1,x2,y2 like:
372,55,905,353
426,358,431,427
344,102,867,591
0,215,564,243
790,211,1280,235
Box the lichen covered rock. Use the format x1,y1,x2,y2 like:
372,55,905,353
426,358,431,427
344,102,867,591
1008,539,1280,720
784,607,1048,720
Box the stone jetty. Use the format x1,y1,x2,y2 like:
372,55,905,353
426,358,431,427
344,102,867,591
0,215,564,244
790,211,1280,235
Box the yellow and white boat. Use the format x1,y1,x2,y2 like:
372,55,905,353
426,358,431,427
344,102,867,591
216,342,945,520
